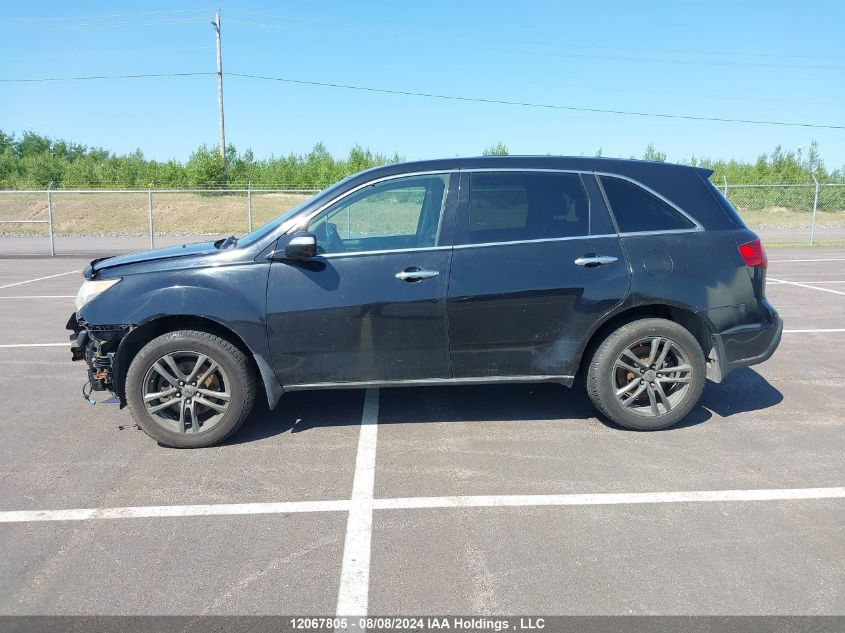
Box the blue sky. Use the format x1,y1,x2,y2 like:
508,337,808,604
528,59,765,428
1,1,843,168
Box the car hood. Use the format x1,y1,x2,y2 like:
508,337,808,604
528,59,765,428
85,241,221,278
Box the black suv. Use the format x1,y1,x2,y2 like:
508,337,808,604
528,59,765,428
68,156,781,448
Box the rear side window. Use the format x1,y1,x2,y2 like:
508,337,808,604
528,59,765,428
600,176,695,233
465,172,589,244
705,179,747,227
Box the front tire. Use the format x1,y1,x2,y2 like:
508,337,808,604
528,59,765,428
586,318,706,430
126,330,256,448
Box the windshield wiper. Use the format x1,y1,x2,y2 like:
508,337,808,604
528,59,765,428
217,235,238,249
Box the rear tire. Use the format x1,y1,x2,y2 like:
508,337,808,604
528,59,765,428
126,329,256,448
586,318,706,430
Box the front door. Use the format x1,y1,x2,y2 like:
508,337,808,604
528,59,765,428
266,172,457,386
446,170,630,379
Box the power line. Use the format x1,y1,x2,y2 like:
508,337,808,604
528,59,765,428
1,19,208,32
10,9,210,22
224,19,845,71
4,51,836,109
223,14,845,62
224,8,324,25
5,70,837,129
0,46,213,61
482,38,845,62
225,72,845,129
477,45,845,70
555,40,841,63
18,7,839,63
0,72,213,82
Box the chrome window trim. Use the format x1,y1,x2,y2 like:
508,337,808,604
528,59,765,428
452,233,617,251
320,245,452,259
616,228,703,238
431,173,452,246
461,167,589,175
594,171,704,233
318,233,619,257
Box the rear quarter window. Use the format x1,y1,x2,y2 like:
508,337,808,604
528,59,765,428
600,176,695,233
705,179,747,227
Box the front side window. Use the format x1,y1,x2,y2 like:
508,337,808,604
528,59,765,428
464,172,589,244
600,176,695,233
307,174,449,254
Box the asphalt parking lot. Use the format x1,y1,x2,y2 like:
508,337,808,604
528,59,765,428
0,248,843,616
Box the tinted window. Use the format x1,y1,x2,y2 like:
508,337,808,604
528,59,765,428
465,172,589,244
308,174,448,254
601,176,695,233
706,180,746,227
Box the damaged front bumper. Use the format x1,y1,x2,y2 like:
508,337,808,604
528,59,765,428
67,312,131,395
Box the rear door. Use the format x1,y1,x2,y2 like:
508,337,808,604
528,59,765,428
446,170,630,379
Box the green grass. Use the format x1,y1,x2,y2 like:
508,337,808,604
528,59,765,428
738,206,845,228
0,191,313,236
765,240,845,248
1,191,843,241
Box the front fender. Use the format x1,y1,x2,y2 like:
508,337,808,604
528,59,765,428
79,263,283,408
80,265,269,350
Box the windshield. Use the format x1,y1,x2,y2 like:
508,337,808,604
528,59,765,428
236,177,356,248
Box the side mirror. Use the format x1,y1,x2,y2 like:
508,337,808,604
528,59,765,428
282,232,318,260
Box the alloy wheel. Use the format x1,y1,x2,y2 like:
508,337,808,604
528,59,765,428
612,336,692,417
141,351,231,434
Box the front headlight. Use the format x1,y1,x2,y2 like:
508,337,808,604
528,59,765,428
75,278,122,312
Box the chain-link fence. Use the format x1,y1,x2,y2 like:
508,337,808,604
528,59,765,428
718,181,845,247
0,187,318,255
1,182,843,255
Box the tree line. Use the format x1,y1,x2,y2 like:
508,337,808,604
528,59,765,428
0,129,841,190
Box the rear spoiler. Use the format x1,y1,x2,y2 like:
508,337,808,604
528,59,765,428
694,167,715,178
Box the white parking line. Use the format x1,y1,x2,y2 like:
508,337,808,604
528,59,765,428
373,487,845,510
768,258,845,263
0,270,79,289
0,500,351,523
769,274,845,280
768,280,845,285
783,329,845,333
0,295,75,299
336,388,379,618
1,486,842,525
0,343,67,348
767,277,845,296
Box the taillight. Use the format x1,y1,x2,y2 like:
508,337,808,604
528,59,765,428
738,238,767,268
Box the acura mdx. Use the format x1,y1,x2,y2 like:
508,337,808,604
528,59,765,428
68,156,782,447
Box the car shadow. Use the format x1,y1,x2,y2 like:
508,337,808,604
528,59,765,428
225,367,783,444
223,388,366,445
700,367,784,417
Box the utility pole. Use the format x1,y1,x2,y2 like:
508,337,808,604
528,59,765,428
211,9,227,181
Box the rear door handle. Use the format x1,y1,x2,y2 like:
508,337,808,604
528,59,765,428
574,255,618,267
395,268,439,282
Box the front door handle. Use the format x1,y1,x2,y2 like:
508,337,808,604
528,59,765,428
574,255,618,267
395,268,439,282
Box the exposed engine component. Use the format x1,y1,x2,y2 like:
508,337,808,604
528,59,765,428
68,313,131,394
